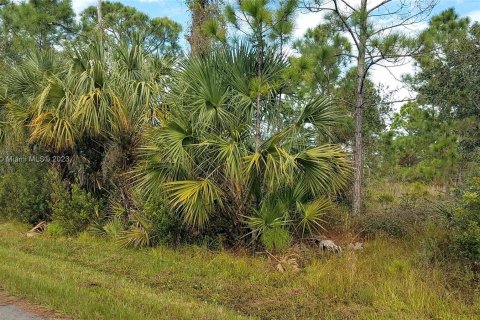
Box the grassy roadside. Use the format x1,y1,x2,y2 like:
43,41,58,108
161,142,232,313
0,221,478,320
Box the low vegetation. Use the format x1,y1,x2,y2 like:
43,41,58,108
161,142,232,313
0,221,478,320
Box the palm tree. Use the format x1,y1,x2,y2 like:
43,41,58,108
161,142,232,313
1,36,173,196
136,44,350,247
0,51,68,150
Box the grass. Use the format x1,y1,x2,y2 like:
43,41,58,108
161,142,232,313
0,221,478,319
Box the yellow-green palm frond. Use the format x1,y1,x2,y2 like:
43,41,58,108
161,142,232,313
296,96,339,137
29,111,76,151
244,151,265,177
73,88,127,137
0,101,29,147
296,197,332,236
116,212,152,248
155,120,194,166
164,179,224,228
202,136,246,183
246,195,291,240
295,145,351,196
263,146,298,190
178,54,236,129
32,76,68,114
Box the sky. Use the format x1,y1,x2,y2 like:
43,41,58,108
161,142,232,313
70,0,480,108
70,0,480,36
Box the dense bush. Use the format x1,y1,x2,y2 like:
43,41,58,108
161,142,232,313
141,196,186,246
51,182,101,235
416,177,480,276
451,178,480,265
261,227,292,252
0,162,51,224
136,46,350,249
358,181,442,239
357,213,409,239
90,193,189,248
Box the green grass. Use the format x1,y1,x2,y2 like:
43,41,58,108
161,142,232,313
0,221,478,319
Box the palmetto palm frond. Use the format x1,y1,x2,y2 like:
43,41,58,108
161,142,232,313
246,196,291,240
1,51,75,151
202,135,246,183
5,51,66,102
29,111,76,151
221,44,257,111
295,96,339,138
154,119,194,168
244,146,298,192
177,53,236,130
116,212,152,248
134,118,195,201
71,42,128,137
73,87,128,136
295,145,351,196
0,101,29,148
28,74,77,151
296,197,332,236
164,179,224,228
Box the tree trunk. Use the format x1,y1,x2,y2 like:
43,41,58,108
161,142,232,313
188,0,211,55
255,32,264,153
352,73,364,215
352,0,368,215
97,0,103,31
255,95,261,152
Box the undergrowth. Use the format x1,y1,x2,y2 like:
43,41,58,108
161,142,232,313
0,221,478,320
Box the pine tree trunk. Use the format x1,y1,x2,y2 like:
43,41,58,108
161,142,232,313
352,0,368,215
352,73,364,215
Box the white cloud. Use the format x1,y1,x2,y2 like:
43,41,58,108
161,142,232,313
11,0,95,15
293,10,326,38
468,10,480,22
71,0,96,15
371,59,418,111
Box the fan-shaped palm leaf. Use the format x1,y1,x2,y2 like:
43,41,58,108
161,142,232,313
296,197,332,236
164,179,224,228
295,145,351,196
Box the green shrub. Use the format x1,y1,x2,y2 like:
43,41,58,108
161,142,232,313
140,196,182,246
358,213,409,238
97,193,187,248
452,179,480,264
45,220,66,236
116,194,186,247
420,219,451,263
422,178,480,272
0,163,51,224
102,218,124,238
51,183,101,235
261,227,292,252
150,211,185,245
377,192,394,204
